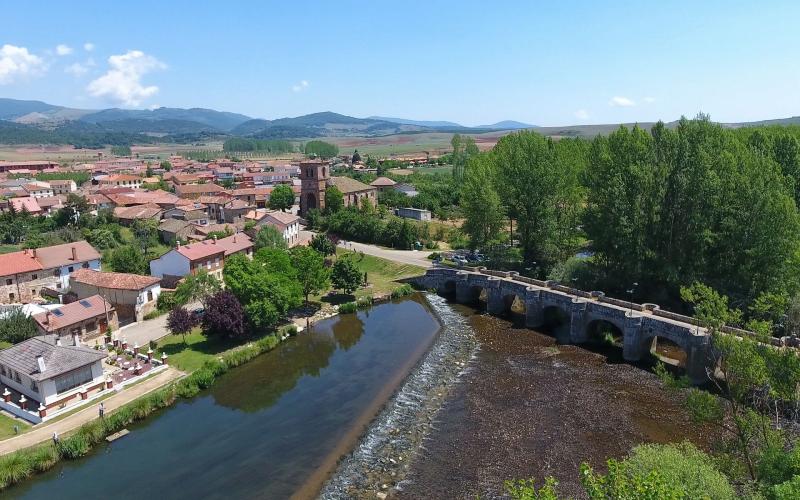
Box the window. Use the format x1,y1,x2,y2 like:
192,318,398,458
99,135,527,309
14,372,20,383
54,365,93,394
82,262,89,269
31,274,37,280
68,266,74,273
5,279,11,286
30,380,38,393
8,293,14,301
0,366,5,376
147,290,153,302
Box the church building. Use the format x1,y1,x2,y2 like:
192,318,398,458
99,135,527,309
299,160,377,215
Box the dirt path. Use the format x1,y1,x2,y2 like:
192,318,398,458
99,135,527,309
0,367,183,455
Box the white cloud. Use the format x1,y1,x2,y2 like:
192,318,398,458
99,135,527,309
574,109,590,120
83,42,95,52
87,50,166,106
609,96,636,107
0,44,46,84
643,96,656,103
56,44,73,56
65,62,88,76
291,79,310,92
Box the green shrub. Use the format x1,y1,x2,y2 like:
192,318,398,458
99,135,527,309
356,296,373,309
339,302,357,314
175,379,200,399
391,284,414,298
773,475,800,499
622,442,736,500
0,452,34,489
143,310,163,321
56,434,91,459
26,445,58,473
190,368,216,389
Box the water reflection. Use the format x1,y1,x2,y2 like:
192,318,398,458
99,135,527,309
8,296,440,500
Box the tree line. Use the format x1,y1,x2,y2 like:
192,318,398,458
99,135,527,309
461,116,800,315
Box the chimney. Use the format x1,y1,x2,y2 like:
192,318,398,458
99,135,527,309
36,355,46,373
73,333,80,347
213,235,217,244
45,311,50,324
176,241,181,249
71,246,77,261
32,248,37,258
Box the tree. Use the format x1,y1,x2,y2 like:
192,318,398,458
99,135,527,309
290,246,330,306
202,291,245,337
167,306,195,344
254,225,287,250
160,160,172,171
268,184,295,212
132,218,159,255
223,253,302,331
304,140,339,159
352,149,362,163
325,186,344,214
331,254,363,294
310,232,336,257
105,245,148,274
0,307,37,344
175,270,221,306
461,153,505,250
111,145,132,156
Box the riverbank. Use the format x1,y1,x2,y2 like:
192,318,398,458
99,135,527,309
395,308,721,499
0,326,293,491
320,293,479,498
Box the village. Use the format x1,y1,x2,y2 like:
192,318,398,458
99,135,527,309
0,151,436,428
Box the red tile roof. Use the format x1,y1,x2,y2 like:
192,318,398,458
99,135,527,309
32,295,112,332
70,269,160,290
0,250,42,277
34,241,101,269
175,233,252,261
9,197,42,214
113,203,163,220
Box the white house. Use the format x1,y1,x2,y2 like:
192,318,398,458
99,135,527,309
259,211,301,247
150,233,253,280
34,241,102,290
0,334,106,416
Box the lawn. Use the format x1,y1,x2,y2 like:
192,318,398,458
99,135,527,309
0,245,21,255
0,413,29,440
336,249,424,298
156,328,244,373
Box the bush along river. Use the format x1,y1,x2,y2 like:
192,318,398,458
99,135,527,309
5,294,443,499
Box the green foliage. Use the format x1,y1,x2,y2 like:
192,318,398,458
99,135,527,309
104,245,148,274
304,140,339,159
461,154,504,249
174,269,221,306
111,145,132,156
0,307,37,343
253,225,287,250
390,284,414,298
268,184,295,212
772,475,800,500
223,138,294,153
33,172,90,185
310,232,336,256
325,186,344,214
505,477,559,500
290,246,329,303
331,255,364,294
160,160,172,171
580,460,687,500
223,252,302,331
338,301,358,314
680,282,743,331
451,133,479,183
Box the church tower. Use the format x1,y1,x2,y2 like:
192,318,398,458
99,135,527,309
299,160,330,216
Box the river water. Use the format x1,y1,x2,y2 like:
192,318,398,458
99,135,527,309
6,295,440,500
7,294,715,499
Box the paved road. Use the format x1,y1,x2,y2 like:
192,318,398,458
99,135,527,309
0,367,182,455
115,301,201,348
338,240,433,269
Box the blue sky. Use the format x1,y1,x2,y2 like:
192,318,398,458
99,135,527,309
2,0,799,126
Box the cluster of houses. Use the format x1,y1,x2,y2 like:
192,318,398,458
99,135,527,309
0,155,433,422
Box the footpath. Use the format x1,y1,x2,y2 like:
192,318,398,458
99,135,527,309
0,367,183,455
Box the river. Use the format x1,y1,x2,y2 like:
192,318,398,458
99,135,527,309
6,295,440,499
7,294,715,499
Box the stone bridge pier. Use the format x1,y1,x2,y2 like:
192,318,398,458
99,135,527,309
418,268,715,385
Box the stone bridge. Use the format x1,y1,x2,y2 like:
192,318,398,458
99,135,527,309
417,267,714,384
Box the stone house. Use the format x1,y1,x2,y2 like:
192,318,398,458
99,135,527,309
31,294,118,339
158,219,194,245
69,269,161,324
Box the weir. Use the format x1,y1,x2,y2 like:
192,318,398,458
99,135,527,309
420,267,715,384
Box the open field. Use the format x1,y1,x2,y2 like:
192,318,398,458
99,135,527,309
321,130,506,157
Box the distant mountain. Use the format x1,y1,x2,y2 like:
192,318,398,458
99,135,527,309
0,98,92,124
79,107,251,132
477,120,536,130
232,111,429,138
368,116,466,128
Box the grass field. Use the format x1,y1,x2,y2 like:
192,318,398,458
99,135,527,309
157,327,242,373
0,245,21,255
0,413,29,440
337,249,424,298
